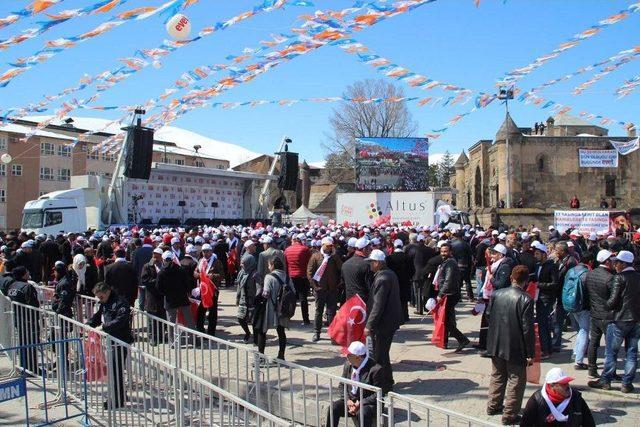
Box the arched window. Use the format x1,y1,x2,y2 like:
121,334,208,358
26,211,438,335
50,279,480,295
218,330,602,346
474,166,482,206
537,154,547,172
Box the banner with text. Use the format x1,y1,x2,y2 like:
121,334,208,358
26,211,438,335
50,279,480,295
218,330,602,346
554,210,612,235
578,149,618,168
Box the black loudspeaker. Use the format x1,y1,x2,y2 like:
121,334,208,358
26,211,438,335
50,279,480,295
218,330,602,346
211,202,219,208
178,201,186,207
124,126,154,179
277,151,299,191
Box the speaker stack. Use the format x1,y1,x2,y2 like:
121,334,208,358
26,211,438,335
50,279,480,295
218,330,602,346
277,151,299,191
124,125,155,180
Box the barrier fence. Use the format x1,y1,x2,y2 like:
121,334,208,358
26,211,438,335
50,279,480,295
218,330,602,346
10,284,498,427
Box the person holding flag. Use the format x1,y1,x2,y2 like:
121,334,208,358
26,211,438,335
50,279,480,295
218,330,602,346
195,243,223,336
307,236,343,342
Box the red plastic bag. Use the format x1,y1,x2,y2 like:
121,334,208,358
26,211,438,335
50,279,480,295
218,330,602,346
84,331,107,382
177,298,199,326
526,323,542,384
526,281,539,301
431,296,447,349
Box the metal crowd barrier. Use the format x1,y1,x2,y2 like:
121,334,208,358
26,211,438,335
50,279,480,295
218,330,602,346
26,284,498,426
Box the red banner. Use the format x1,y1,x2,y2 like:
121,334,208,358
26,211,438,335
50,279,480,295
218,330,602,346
328,294,367,354
527,323,542,384
199,262,216,309
84,331,107,382
431,296,447,349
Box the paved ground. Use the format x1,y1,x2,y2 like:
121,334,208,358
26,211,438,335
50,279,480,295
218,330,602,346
211,283,640,426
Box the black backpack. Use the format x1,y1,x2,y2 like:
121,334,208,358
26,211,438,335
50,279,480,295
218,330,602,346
271,273,297,319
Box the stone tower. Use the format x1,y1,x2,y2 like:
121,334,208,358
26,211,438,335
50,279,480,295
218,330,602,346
299,160,311,207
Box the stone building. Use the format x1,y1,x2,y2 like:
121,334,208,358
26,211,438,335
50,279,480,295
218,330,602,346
453,114,638,225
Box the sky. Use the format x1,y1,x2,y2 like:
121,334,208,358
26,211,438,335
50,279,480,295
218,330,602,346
0,0,638,165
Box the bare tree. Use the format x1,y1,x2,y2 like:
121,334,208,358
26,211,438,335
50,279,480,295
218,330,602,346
321,79,418,184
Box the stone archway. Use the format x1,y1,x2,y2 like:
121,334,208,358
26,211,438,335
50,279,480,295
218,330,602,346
474,166,482,207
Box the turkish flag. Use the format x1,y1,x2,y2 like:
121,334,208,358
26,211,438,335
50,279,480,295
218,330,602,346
199,261,217,309
328,294,367,354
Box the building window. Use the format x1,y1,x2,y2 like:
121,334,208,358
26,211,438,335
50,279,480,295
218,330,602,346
40,142,54,155
87,150,99,160
0,136,6,151
0,189,5,203
45,211,63,227
11,164,22,176
195,160,205,168
0,164,5,176
605,176,616,197
57,145,72,157
102,153,115,162
217,165,224,170
40,167,54,180
174,158,184,166
536,154,548,172
58,168,70,181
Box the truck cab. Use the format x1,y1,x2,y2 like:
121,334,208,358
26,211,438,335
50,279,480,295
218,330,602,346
21,188,87,235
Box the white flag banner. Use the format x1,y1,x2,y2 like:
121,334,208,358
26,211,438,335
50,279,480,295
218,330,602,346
609,137,640,156
578,149,618,168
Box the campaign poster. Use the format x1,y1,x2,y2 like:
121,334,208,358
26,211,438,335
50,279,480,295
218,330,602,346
355,137,429,191
336,192,436,226
554,210,629,235
578,149,618,168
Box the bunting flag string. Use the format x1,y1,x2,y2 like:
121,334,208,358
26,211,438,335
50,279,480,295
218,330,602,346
529,45,640,94
0,0,199,88
497,2,640,88
0,0,132,52
97,0,439,154
0,0,65,31
0,0,310,136
572,54,639,95
614,75,640,98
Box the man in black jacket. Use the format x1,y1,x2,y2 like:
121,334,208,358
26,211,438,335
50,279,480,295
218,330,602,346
88,282,133,409
141,248,166,344
7,266,40,374
406,234,436,314
365,249,402,389
583,249,615,378
131,238,153,310
157,251,195,329
589,250,640,393
104,249,138,306
486,265,534,425
326,341,387,427
341,238,372,305
532,241,558,357
451,231,474,301
554,242,577,352
0,258,16,295
437,243,470,352
386,239,411,323
39,235,61,284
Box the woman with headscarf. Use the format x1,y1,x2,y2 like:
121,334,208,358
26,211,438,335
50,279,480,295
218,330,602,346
520,367,594,426
72,253,98,297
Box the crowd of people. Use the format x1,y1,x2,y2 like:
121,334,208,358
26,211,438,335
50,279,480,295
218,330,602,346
0,220,638,424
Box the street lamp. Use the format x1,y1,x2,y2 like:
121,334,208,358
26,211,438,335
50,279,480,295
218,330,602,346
498,88,514,208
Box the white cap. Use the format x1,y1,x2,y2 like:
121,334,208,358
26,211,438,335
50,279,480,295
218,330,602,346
243,240,255,249
497,233,506,241
436,240,447,248
430,231,439,238
548,225,555,231
201,243,213,251
347,237,358,248
521,232,529,241
588,232,597,242
613,250,634,264
296,233,306,241
171,237,180,245
162,251,174,260
532,241,547,253
417,234,425,242
186,244,198,254
491,230,499,236
393,239,403,248
347,341,367,356
532,227,541,233
153,247,163,255
368,249,386,262
371,237,381,245
545,367,574,384
355,237,369,250
491,243,507,255
477,231,486,238
261,235,273,244
570,229,581,237
567,241,574,248
195,236,205,244
321,237,334,246
596,249,612,263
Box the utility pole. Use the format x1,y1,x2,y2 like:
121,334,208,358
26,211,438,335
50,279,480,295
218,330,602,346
498,88,514,208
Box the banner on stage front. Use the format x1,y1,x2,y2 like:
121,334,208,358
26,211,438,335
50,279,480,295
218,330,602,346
578,149,618,168
554,210,611,235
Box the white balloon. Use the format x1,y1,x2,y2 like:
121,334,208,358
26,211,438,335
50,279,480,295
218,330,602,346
152,60,162,69
166,14,191,40
1,153,12,164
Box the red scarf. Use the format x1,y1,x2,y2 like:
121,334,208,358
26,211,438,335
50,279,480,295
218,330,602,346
545,384,565,405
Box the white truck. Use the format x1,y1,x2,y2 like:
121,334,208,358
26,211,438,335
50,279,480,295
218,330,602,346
21,176,105,235
335,191,469,229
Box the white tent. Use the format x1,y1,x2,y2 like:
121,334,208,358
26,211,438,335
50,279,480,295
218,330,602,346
290,205,327,224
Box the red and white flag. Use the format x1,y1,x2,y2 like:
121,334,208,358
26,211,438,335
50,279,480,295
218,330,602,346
328,294,367,354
